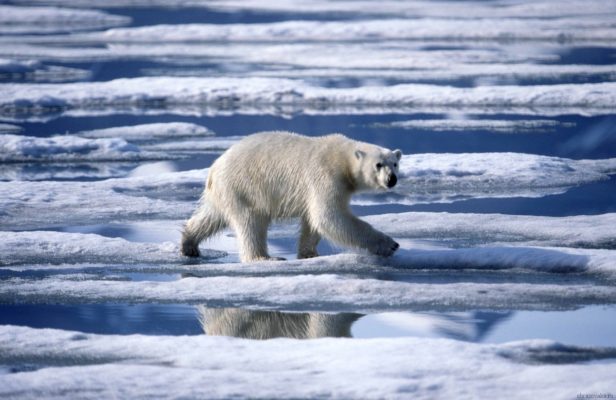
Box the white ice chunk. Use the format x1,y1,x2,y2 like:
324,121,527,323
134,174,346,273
1,77,616,117
0,134,146,162
0,5,130,34
0,123,23,134
372,119,574,133
0,325,615,399
0,163,138,181
100,18,616,43
10,0,616,19
0,58,89,82
77,122,214,142
365,212,616,249
0,231,225,266
1,254,616,310
140,137,241,153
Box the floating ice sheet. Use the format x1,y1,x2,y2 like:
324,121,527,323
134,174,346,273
2,77,616,118
0,162,139,181
2,211,615,269
371,119,574,133
0,58,90,83
0,127,227,163
11,0,616,19
0,134,146,162
2,153,614,229
365,212,616,249
0,123,22,134
77,122,214,142
1,259,616,311
0,231,225,267
99,18,616,43
0,325,614,399
0,5,129,34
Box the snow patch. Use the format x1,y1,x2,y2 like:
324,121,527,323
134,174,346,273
100,18,616,43
372,119,574,133
2,77,615,118
0,231,224,266
0,325,615,399
0,5,130,34
77,122,214,142
0,134,145,162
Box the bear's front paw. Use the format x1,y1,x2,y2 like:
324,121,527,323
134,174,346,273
371,236,399,257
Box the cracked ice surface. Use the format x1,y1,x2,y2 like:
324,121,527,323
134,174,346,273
0,325,614,399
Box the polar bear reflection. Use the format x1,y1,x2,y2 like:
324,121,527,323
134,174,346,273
198,306,361,339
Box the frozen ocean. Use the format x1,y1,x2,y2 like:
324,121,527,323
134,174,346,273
1,0,616,399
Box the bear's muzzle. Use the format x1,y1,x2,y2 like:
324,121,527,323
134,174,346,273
387,174,397,188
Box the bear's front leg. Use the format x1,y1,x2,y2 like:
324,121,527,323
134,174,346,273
311,205,399,257
298,219,320,259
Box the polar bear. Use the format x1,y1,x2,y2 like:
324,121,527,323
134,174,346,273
198,306,362,339
181,131,401,262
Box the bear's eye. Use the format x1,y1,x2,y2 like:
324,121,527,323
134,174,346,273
394,163,397,168
376,163,383,169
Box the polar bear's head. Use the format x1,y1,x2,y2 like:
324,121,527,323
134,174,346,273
354,146,402,191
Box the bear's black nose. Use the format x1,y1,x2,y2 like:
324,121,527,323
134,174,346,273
387,174,397,188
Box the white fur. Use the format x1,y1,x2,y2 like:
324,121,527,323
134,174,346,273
181,131,401,262
198,307,361,339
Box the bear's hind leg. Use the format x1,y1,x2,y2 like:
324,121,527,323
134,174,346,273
181,203,227,257
231,213,277,262
298,219,320,259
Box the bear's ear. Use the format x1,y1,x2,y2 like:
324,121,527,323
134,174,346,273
393,149,402,160
354,150,366,160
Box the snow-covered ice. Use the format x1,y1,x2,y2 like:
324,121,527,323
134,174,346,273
0,325,614,400
2,263,616,311
372,119,574,133
77,122,214,141
0,5,129,34
2,77,616,118
0,58,89,82
0,134,144,162
0,123,22,134
0,230,225,267
99,18,616,43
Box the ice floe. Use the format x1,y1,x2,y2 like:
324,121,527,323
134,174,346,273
0,5,130,34
365,212,616,249
0,58,90,83
0,162,139,182
1,77,615,118
0,123,22,134
1,261,616,310
371,118,574,133
0,124,227,163
99,18,616,43
0,325,614,399
0,134,146,163
77,122,214,142
0,231,224,267
11,0,616,20
2,153,614,228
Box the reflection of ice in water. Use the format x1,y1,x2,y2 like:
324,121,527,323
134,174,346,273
353,311,512,342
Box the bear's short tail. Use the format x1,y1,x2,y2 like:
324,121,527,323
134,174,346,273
181,202,227,257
